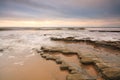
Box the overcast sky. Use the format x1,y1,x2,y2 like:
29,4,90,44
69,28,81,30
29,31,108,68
0,0,120,27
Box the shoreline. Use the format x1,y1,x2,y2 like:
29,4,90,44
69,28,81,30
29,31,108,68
0,27,120,31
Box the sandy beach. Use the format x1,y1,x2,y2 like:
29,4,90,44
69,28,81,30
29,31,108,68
0,27,120,80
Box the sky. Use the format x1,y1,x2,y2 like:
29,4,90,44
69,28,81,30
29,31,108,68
0,0,120,27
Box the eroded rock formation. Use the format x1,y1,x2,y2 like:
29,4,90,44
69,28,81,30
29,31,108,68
37,46,120,80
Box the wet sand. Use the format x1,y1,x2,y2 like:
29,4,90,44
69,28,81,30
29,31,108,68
0,51,67,80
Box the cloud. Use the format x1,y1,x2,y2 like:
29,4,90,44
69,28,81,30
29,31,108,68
0,0,120,27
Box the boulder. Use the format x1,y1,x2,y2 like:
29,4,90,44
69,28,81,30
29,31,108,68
102,68,120,80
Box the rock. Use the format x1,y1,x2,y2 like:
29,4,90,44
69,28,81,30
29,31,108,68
80,57,95,65
95,62,109,72
39,51,44,55
0,49,3,52
102,68,120,80
41,54,49,58
51,37,75,41
51,37,63,41
62,51,77,54
40,53,44,55
51,37,120,49
66,74,96,80
92,58,101,63
95,41,120,49
64,37,75,41
52,56,60,60
41,46,63,52
55,58,63,64
77,53,82,59
45,55,54,60
68,66,79,74
60,62,69,70
51,36,93,42
68,66,77,71
45,55,60,61
70,70,79,74
41,46,77,54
